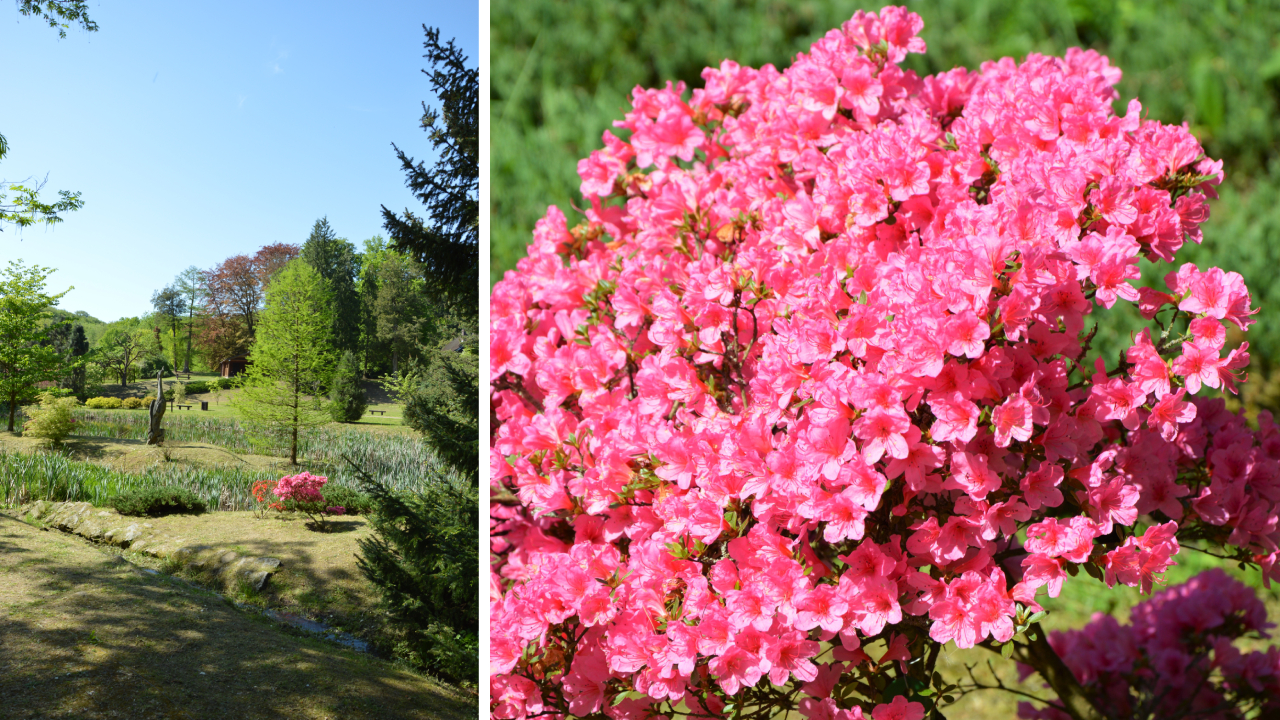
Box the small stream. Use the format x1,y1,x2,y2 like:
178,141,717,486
138,567,373,654
247,605,372,654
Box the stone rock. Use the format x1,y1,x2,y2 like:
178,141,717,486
121,524,150,545
16,501,283,595
243,571,271,591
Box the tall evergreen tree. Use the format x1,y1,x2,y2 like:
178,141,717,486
374,252,425,377
357,25,479,686
68,323,88,396
328,350,367,423
301,217,362,356
379,27,478,310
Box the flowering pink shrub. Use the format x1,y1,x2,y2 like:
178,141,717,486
1019,569,1280,719
274,471,341,530
274,471,327,503
490,6,1277,719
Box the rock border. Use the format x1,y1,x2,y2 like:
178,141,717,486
18,500,282,591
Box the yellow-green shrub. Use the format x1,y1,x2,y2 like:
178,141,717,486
141,395,156,406
23,392,79,446
85,397,122,409
121,397,146,409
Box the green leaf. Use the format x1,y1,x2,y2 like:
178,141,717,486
1001,641,1014,658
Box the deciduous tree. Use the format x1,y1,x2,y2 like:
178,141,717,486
328,350,367,423
173,266,204,372
151,285,186,370
2,2,93,233
0,260,69,431
233,259,335,465
98,324,148,388
199,244,299,363
16,0,97,38
373,252,425,377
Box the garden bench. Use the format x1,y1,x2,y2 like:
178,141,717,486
368,409,386,416
174,373,192,380
175,404,193,410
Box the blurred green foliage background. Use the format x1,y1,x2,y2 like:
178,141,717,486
491,0,1280,411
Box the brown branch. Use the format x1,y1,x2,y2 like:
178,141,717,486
1010,624,1106,720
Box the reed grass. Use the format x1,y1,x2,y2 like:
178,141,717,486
1,411,464,510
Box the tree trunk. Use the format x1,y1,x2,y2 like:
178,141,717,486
7,391,16,432
1014,625,1106,720
291,425,297,465
146,372,167,445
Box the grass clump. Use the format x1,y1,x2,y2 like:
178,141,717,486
111,486,208,517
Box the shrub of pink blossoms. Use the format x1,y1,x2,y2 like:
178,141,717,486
274,471,340,530
1019,569,1280,719
490,7,1277,719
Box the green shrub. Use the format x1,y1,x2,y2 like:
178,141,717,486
85,397,122,409
22,392,79,447
215,377,236,390
358,477,478,683
121,397,146,409
319,484,373,515
139,357,172,378
329,350,368,422
184,380,211,395
111,487,207,517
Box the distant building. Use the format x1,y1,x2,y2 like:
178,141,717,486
219,356,250,378
442,329,470,354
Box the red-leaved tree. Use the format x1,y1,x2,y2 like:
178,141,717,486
197,243,299,362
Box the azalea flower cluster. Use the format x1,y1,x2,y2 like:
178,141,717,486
275,471,327,503
1019,569,1280,719
490,6,1276,718
274,471,343,531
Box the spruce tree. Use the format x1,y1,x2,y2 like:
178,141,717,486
328,350,367,422
379,27,477,309
358,24,479,685
69,324,88,397
301,217,362,357
355,473,477,683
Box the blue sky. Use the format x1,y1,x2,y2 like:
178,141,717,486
0,1,479,322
